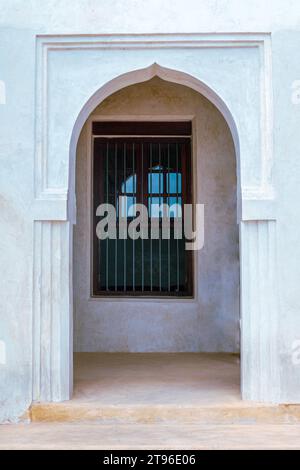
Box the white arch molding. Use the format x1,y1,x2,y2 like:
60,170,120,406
69,63,241,224
32,34,280,404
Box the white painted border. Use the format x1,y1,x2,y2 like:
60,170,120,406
32,33,281,404
34,33,273,210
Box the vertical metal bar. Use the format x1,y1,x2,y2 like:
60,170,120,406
167,143,170,292
150,143,153,292
176,143,179,291
141,143,144,292
115,143,117,291
132,143,135,291
124,143,126,292
159,143,161,291
181,142,188,294
106,142,109,291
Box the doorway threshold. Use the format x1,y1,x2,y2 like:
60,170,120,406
30,353,300,424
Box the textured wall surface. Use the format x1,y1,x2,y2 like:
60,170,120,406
74,78,239,352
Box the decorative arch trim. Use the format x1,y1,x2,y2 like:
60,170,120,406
32,33,280,404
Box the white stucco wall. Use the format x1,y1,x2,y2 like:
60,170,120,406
1,0,300,421
74,78,239,352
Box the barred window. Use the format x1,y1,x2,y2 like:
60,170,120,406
92,122,193,296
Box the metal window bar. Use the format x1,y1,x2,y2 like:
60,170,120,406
115,142,118,291
150,143,153,292
158,143,162,292
167,143,170,292
176,143,179,292
132,143,135,291
123,143,126,292
106,142,109,291
141,143,144,291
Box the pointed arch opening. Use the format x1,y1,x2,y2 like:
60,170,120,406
71,65,241,408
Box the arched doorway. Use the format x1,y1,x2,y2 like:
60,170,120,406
74,76,239,351
32,52,279,406
72,73,240,405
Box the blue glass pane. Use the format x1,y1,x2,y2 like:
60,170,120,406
148,173,163,194
167,173,182,194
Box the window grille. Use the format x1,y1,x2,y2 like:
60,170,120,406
92,122,193,296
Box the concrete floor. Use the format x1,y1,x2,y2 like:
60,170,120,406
73,352,241,406
2,353,300,449
1,423,300,449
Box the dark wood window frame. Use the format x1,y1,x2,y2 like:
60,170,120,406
92,122,194,298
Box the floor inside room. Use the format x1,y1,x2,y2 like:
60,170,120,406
72,353,241,407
